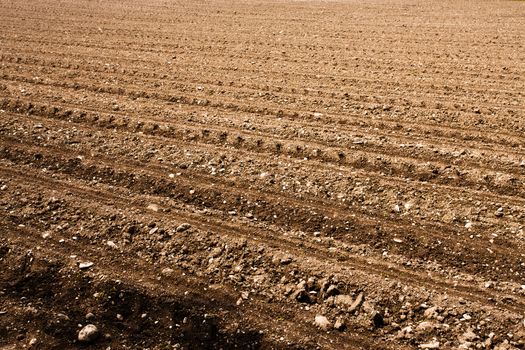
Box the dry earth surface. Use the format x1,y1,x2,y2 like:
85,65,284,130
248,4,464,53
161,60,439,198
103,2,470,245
1,0,525,349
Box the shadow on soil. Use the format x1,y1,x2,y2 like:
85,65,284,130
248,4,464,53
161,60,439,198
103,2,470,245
0,244,264,349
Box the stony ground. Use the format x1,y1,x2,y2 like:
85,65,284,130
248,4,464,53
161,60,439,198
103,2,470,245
1,0,525,349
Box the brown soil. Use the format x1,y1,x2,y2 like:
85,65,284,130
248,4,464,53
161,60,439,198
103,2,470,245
1,0,524,349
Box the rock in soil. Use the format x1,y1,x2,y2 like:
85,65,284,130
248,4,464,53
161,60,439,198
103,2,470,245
314,315,331,331
176,223,191,232
78,324,99,343
334,317,346,331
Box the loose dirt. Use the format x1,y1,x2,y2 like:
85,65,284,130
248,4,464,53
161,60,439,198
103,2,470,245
1,0,525,349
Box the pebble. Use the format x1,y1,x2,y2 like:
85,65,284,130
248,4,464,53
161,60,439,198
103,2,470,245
78,262,94,270
349,292,364,312
334,317,346,331
280,256,292,265
272,253,292,265
85,312,95,320
161,268,174,277
147,203,159,212
424,306,438,319
106,241,118,249
78,324,99,343
334,294,354,308
419,340,440,349
176,223,191,232
416,321,440,332
397,326,413,339
314,315,331,331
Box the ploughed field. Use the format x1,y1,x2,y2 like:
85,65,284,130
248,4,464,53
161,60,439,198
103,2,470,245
1,0,524,348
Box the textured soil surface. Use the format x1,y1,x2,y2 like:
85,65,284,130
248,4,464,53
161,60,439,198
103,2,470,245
1,0,525,349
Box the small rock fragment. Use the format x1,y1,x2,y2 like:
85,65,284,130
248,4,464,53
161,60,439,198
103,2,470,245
424,306,438,319
349,292,364,312
397,326,413,339
78,262,94,270
280,256,292,265
78,324,99,343
334,317,346,331
334,294,354,308
419,340,440,349
147,203,159,212
314,315,331,331
416,321,440,332
176,223,191,232
161,268,174,277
